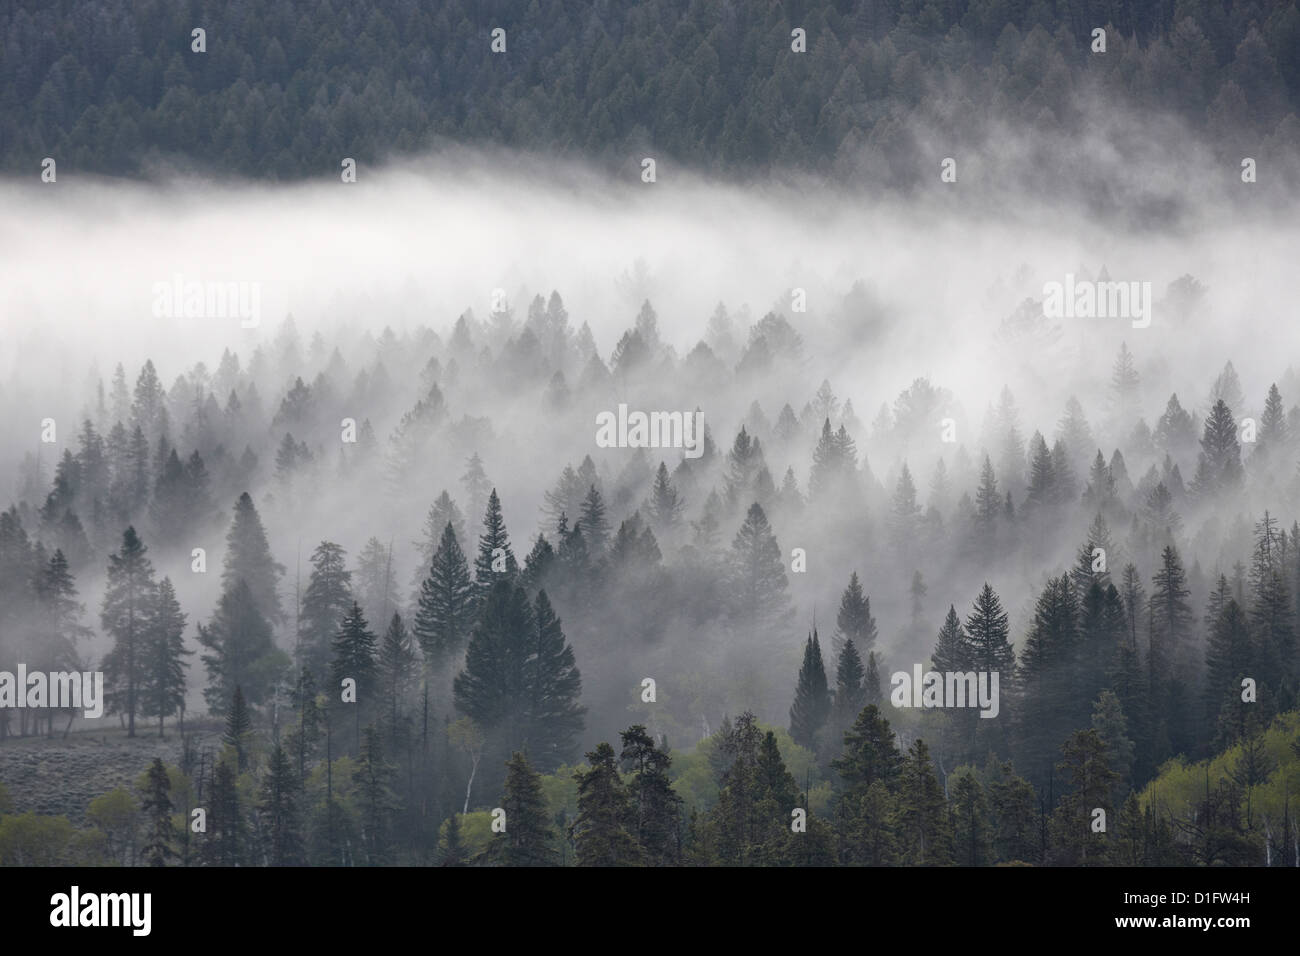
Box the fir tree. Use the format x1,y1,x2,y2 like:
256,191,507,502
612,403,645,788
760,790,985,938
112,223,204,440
726,503,794,637
473,489,518,601
619,725,683,866
789,629,831,750
139,757,175,867
571,742,641,866
896,739,953,865
297,541,352,686
141,577,191,737
199,578,283,715
223,686,254,771
222,492,286,625
260,744,305,866
832,637,866,730
413,522,474,673
100,526,157,737
486,751,557,866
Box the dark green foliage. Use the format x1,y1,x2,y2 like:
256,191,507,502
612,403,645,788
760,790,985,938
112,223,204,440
485,752,556,867
571,742,641,866
789,629,831,750
139,758,174,867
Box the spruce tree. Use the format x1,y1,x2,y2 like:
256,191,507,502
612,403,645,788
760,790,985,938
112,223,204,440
726,502,793,637
100,526,157,737
789,629,831,750
832,637,866,730
353,725,399,865
223,686,254,771
931,605,967,671
260,744,305,866
834,571,876,660
222,492,285,625
298,541,352,686
141,577,191,737
896,739,953,865
139,758,175,867
619,725,683,865
413,522,474,673
578,484,610,556
331,602,378,714
199,578,283,715
487,751,556,866
571,742,641,866
950,768,992,866
473,489,518,602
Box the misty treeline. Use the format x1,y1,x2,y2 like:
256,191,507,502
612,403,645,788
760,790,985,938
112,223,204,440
4,0,1300,185
0,288,1298,866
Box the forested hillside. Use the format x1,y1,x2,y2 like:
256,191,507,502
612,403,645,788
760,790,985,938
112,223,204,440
4,0,1300,182
1,296,1297,865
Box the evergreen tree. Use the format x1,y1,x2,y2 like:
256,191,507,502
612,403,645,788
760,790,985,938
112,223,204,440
376,613,416,740
987,761,1038,864
473,489,519,601
222,492,286,625
331,602,378,713
461,453,491,528
834,571,877,660
726,503,794,637
619,725,683,866
413,522,474,673
353,725,400,865
949,768,992,866
260,745,305,866
297,541,352,686
931,605,967,671
100,526,157,737
453,583,585,773
486,751,557,866
206,758,244,866
223,686,254,771
1047,729,1119,865
578,484,610,557
646,461,684,532
571,742,641,866
199,578,284,716
140,577,191,736
139,758,174,867
1191,399,1242,497
832,637,866,731
789,629,831,750
896,739,954,865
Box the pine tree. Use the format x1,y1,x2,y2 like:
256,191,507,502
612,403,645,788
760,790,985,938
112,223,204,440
199,579,283,715
377,613,416,740
832,637,866,730
571,742,641,866
646,461,684,532
353,725,399,865
834,571,876,660
726,503,794,637
139,758,174,867
1048,729,1119,865
453,583,585,774
789,629,831,750
864,651,882,706
931,605,967,671
473,489,518,601
260,745,305,866
332,602,378,713
619,725,683,865
461,453,491,527
949,768,992,866
207,758,244,866
100,526,157,737
578,484,610,557
896,739,953,865
298,542,352,685
223,686,254,771
414,522,474,673
222,492,285,625
140,577,191,737
988,761,1038,864
1191,399,1242,497
832,705,904,865
486,751,557,866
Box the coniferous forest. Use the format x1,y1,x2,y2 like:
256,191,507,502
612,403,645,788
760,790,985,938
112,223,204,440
2,0,1300,889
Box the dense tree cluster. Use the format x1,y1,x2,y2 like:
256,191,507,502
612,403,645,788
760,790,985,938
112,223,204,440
1,288,1299,865
4,0,1300,183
